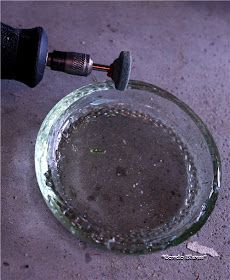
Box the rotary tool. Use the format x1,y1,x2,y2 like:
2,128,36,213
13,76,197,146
1,23,132,91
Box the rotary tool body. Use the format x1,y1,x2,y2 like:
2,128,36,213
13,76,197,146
1,22,131,91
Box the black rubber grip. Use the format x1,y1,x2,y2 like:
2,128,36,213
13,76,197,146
1,22,48,87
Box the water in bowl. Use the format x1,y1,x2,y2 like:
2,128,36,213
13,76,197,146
56,107,197,235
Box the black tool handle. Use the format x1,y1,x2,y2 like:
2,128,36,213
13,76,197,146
1,22,48,87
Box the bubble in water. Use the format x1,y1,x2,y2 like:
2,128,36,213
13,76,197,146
106,237,116,250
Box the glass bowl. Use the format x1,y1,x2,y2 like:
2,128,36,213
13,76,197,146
35,80,221,254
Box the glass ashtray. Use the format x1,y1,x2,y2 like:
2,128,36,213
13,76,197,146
35,80,221,254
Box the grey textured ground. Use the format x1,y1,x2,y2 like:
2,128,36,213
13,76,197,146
1,2,230,280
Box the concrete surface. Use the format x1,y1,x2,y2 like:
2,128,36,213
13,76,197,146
1,1,230,280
